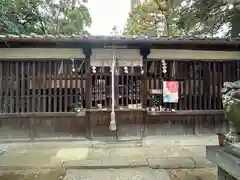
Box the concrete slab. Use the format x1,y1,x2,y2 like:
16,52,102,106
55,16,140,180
92,140,142,148
167,168,217,180
3,149,58,166
0,144,213,170
64,168,171,180
206,146,240,180
0,136,217,170
63,159,103,169
62,156,212,170
87,146,205,160
0,164,62,170
147,157,195,169
142,135,218,147
63,157,148,169
191,156,215,168
3,141,92,150
52,148,89,163
0,135,219,150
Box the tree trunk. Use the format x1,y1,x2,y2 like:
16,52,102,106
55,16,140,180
231,2,240,37
72,0,76,9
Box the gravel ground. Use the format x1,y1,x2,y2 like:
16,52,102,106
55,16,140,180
0,169,65,180
167,168,217,180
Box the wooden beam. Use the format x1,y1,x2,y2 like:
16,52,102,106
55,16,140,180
0,48,239,60
147,110,224,116
149,49,240,60
0,48,84,59
0,112,84,118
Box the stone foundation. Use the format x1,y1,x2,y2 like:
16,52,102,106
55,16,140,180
218,167,237,180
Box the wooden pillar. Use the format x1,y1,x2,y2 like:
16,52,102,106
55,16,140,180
140,47,150,138
83,46,92,140
29,115,36,139
115,58,119,139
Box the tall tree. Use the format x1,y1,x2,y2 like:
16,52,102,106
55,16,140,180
124,0,240,37
124,0,186,36
0,0,45,34
230,1,240,37
41,0,92,35
177,0,234,37
0,0,92,35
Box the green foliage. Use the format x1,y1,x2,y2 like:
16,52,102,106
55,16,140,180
123,0,186,37
124,1,159,36
41,0,92,35
0,0,92,35
177,0,233,37
0,0,45,34
124,0,238,37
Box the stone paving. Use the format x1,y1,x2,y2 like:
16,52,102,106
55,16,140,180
63,156,214,170
63,168,217,180
64,168,172,180
0,168,217,180
0,135,218,169
167,168,217,180
1,145,214,169
0,135,219,179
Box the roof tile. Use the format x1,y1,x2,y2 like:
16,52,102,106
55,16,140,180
0,34,239,46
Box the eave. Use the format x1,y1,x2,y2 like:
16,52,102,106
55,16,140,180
0,35,239,51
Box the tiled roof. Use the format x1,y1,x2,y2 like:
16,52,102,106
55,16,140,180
0,34,239,43
0,34,239,51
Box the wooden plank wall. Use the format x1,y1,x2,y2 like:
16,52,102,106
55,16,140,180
0,58,239,140
0,59,86,113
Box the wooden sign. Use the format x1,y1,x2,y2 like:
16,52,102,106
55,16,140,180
149,89,162,94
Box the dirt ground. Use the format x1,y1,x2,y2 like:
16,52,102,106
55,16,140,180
0,168,217,180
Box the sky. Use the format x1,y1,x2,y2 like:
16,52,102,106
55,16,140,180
87,0,130,35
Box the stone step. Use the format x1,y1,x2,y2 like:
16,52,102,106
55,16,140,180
62,156,215,170
64,168,172,180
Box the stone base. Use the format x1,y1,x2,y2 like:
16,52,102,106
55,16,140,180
218,167,237,180
206,146,240,180
225,132,240,143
